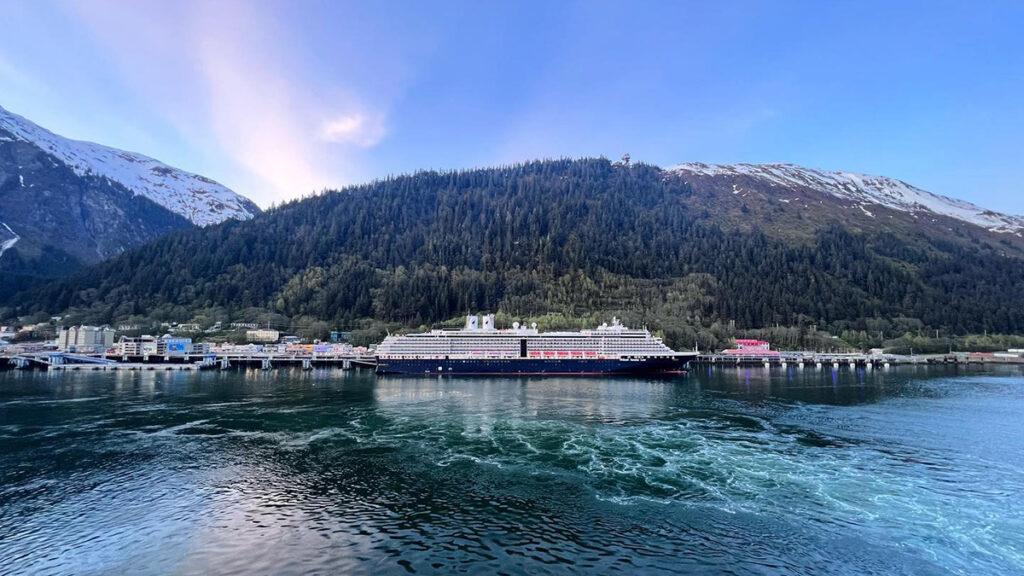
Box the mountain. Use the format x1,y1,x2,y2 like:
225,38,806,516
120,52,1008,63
0,105,259,225
670,162,1024,235
0,105,260,291
6,158,1022,345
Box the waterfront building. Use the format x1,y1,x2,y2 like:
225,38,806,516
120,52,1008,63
116,335,159,356
158,336,193,356
722,339,779,357
58,325,116,353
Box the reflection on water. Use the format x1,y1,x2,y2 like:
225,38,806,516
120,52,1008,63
1,365,1023,575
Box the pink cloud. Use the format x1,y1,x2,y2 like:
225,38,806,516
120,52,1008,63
64,0,390,206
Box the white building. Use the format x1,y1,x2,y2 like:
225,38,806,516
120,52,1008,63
246,329,280,343
58,326,116,352
116,335,159,356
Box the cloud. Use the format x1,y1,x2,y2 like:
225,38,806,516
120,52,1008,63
190,5,334,202
63,0,390,206
186,0,391,203
319,113,387,147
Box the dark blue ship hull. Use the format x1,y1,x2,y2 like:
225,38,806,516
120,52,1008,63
376,356,688,376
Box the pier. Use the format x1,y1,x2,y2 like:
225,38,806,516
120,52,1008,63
692,351,1019,367
0,351,379,372
3,350,1020,372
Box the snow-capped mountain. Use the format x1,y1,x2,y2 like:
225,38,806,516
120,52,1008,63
669,162,1023,234
0,105,258,226
1,104,262,291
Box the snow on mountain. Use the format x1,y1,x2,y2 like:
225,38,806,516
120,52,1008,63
669,162,1024,234
0,105,259,226
0,222,18,259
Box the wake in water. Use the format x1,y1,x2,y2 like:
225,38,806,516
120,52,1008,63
0,367,1022,575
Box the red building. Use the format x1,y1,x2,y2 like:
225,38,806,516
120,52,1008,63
723,339,780,356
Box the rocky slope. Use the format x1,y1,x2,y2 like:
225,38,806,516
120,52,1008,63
669,162,1023,235
0,105,260,292
0,105,259,225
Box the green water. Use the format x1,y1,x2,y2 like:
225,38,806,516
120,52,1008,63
1,365,1023,575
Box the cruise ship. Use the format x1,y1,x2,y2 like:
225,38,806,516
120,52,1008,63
375,314,695,375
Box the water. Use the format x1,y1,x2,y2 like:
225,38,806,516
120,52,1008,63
1,365,1023,575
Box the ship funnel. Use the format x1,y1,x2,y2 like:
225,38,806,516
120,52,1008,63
482,314,495,331
465,315,479,331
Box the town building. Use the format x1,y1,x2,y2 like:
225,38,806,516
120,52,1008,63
246,329,280,343
158,336,193,356
115,335,159,356
722,339,780,357
57,326,116,353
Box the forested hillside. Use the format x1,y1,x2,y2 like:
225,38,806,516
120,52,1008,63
5,158,1023,348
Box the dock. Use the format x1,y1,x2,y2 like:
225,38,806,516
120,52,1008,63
48,362,204,371
692,352,1020,367
3,350,1020,372
0,351,379,372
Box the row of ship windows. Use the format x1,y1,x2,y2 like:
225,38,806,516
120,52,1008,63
383,348,670,355
376,352,671,356
385,336,663,340
387,349,668,352
384,349,669,354
409,336,650,341
384,342,669,349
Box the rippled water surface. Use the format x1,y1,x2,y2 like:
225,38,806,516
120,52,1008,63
2,365,1023,575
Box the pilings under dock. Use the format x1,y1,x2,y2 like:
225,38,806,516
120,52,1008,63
0,352,378,372
692,353,1004,367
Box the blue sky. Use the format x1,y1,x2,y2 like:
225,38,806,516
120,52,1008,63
1,0,1021,212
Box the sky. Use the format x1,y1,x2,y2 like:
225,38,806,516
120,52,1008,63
0,0,1021,213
